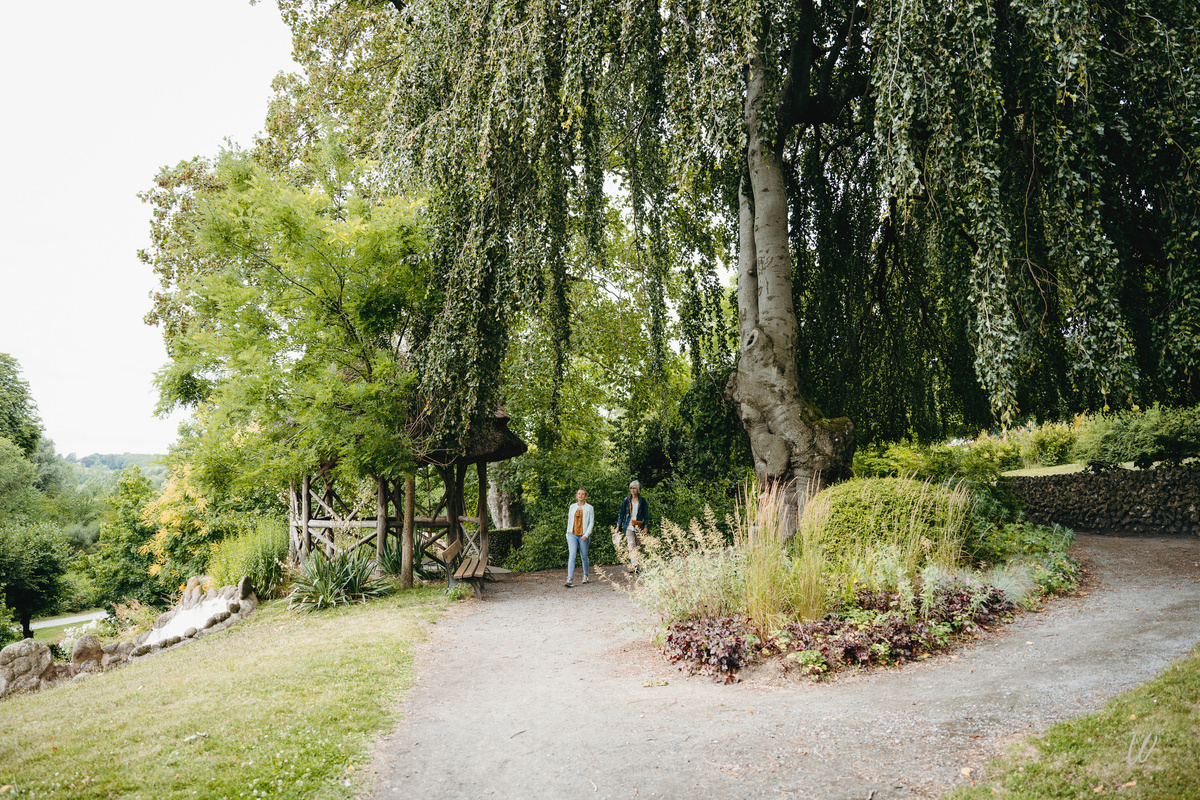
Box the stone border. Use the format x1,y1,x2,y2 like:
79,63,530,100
1002,466,1200,535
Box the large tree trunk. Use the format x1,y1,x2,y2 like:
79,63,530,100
726,48,855,520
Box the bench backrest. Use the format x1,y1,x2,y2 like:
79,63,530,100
441,537,463,564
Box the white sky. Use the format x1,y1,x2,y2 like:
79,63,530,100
0,1,297,457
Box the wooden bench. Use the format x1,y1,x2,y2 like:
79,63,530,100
452,557,488,599
427,538,462,583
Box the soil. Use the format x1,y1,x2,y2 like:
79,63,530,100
359,533,1200,800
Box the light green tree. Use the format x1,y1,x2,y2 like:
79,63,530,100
0,522,70,640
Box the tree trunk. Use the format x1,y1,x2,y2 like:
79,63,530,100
21,612,33,641
402,474,415,589
726,47,855,521
487,477,523,530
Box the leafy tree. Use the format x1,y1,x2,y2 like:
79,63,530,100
0,522,70,640
264,0,1199,498
0,437,43,524
83,467,162,608
147,141,430,491
0,353,41,458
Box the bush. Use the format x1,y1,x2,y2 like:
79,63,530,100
663,615,755,683
288,549,390,612
800,477,972,576
0,600,18,647
1073,403,1200,470
1020,421,1077,466
208,517,290,598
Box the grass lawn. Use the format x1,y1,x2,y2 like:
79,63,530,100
948,645,1200,799
0,587,449,799
31,622,80,647
1002,462,1087,477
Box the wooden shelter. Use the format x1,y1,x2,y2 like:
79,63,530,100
287,410,527,582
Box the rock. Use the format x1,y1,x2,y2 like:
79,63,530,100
152,609,176,630
71,635,103,673
131,644,152,658
0,639,54,699
183,627,198,639
159,635,182,649
132,631,150,647
237,576,256,601
101,641,134,670
219,585,236,601
228,602,241,615
72,671,91,683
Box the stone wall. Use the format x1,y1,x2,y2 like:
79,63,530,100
1002,466,1200,535
0,575,257,700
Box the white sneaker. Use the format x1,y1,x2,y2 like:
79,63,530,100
582,575,589,584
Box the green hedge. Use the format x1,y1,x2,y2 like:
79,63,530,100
1072,404,1200,470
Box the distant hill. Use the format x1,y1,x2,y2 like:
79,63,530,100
61,453,168,489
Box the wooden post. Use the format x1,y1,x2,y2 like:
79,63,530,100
403,474,415,589
301,474,312,559
454,461,467,549
288,484,297,563
376,475,388,564
477,460,489,565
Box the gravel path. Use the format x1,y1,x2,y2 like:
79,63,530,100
360,534,1200,800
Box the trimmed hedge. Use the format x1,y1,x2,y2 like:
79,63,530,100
1003,467,1200,535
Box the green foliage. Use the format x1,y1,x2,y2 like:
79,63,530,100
0,599,19,647
146,140,430,492
800,478,973,574
207,517,289,598
0,353,41,458
0,436,43,524
0,522,71,637
1073,403,1200,470
82,467,163,608
287,549,390,612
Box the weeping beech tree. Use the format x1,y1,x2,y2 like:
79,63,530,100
266,0,1199,497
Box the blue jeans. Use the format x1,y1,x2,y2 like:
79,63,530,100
566,534,589,581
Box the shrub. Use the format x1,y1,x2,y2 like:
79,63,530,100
800,477,972,578
288,549,389,612
1020,421,1077,466
1073,403,1200,470
633,508,742,623
663,615,755,682
208,517,290,598
0,600,18,647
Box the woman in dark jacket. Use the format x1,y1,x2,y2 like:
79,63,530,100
616,480,649,568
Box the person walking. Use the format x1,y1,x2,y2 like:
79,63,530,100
616,480,649,570
565,488,593,588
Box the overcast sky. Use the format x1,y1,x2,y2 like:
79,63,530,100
0,1,297,457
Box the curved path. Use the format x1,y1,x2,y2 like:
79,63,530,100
360,534,1200,799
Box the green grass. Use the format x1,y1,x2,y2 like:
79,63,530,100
31,622,77,647
1001,462,1087,477
0,588,448,799
947,645,1200,799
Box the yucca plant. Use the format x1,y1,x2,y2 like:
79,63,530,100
289,548,390,612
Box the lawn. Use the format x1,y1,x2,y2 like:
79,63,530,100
0,588,448,799
948,645,1200,799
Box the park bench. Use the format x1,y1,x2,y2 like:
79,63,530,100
452,556,488,599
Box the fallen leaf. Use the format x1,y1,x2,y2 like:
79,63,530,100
1093,785,1103,793
961,768,972,777
1123,780,1137,788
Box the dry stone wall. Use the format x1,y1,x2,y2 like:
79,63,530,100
1002,466,1200,535
0,575,257,700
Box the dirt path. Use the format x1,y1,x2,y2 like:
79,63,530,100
360,534,1200,799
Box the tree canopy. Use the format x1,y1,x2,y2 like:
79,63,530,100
147,141,430,489
261,0,1198,458
0,353,41,458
